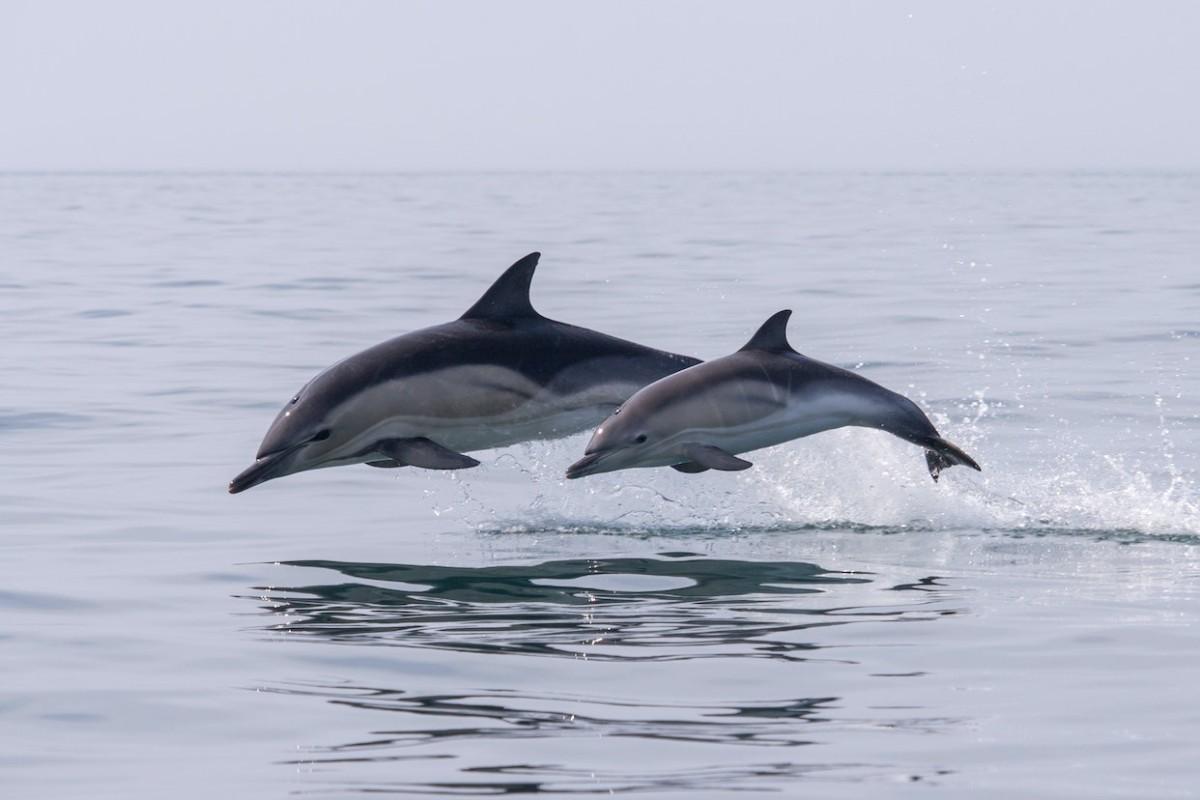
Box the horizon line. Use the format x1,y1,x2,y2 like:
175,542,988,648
3,167,1199,176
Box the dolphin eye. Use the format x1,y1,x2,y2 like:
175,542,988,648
290,396,299,405
635,434,648,444
311,429,331,442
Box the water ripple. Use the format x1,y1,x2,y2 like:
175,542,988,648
269,683,836,750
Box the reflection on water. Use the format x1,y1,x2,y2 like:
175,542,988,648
247,555,961,794
253,554,883,662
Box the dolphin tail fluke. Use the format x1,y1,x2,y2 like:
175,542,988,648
923,437,981,482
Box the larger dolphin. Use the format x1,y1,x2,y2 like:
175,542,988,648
566,309,980,481
230,253,699,493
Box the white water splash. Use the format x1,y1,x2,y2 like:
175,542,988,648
437,412,1199,539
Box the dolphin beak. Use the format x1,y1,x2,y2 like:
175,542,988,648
565,451,606,480
228,450,293,494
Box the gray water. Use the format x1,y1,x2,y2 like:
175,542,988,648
2,172,1198,799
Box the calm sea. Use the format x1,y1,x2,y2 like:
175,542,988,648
2,172,1198,798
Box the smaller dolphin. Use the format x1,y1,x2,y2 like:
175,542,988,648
230,253,699,494
566,309,980,482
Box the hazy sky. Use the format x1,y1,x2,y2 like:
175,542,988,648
3,0,1197,170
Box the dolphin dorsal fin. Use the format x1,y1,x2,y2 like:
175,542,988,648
460,252,542,320
739,309,795,352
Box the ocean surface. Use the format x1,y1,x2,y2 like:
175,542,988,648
2,172,1198,799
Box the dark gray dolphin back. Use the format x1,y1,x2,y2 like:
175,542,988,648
301,252,698,395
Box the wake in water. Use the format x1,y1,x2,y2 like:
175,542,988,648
404,395,1200,540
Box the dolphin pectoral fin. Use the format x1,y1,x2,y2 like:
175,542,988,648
379,438,481,470
366,460,405,469
671,462,710,474
679,444,753,472
923,437,981,482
